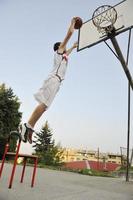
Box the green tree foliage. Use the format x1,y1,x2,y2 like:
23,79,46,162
0,84,22,157
33,121,62,166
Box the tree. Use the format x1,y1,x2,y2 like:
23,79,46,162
33,121,62,166
0,84,22,158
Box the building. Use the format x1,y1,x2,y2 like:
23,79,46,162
107,153,122,165
60,148,122,171
60,148,122,165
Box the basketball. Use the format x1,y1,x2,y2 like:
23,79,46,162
74,17,83,29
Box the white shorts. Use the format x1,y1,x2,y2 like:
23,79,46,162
34,76,61,108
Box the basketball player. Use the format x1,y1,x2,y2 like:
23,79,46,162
21,17,78,143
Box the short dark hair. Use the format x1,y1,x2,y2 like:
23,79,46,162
53,42,61,51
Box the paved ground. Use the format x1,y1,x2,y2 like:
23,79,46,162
0,163,133,200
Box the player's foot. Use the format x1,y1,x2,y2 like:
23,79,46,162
20,123,34,144
27,129,34,144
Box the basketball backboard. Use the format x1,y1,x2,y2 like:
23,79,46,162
78,0,133,51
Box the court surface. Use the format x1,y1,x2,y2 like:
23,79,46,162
0,163,133,200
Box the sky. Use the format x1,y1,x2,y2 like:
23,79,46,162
0,0,133,154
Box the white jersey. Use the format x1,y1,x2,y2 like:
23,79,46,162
50,51,68,81
34,51,68,108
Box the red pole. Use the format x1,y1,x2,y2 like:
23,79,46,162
20,158,27,183
8,140,21,189
0,143,9,178
31,157,38,187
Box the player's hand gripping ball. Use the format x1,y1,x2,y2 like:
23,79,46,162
74,17,83,29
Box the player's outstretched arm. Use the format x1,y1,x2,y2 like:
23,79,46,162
58,17,76,54
66,41,78,56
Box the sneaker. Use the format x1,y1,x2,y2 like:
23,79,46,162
27,129,34,144
20,123,34,144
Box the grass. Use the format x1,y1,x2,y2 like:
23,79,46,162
35,163,116,178
3,159,132,178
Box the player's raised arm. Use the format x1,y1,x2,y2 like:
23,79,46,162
66,41,78,56
58,17,76,54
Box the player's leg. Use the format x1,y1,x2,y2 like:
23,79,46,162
21,76,60,144
28,103,47,128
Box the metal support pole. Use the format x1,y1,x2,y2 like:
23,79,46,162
20,158,27,183
126,83,130,181
108,29,132,181
31,157,38,187
8,140,21,188
126,29,132,182
110,36,133,90
97,147,100,171
0,143,9,178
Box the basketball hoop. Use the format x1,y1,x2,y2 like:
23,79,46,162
92,5,117,34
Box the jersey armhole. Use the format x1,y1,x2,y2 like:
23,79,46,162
57,50,64,55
